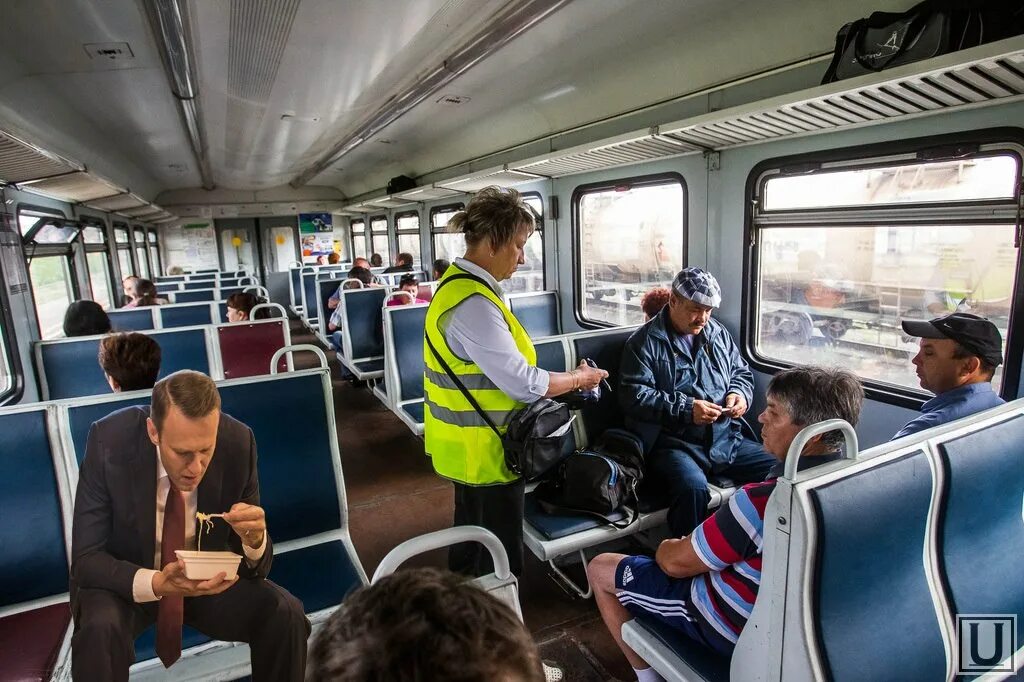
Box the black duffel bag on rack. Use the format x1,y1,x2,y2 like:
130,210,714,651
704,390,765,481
821,0,1024,84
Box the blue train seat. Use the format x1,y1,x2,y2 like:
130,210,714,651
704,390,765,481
0,406,72,680
155,282,181,294
172,288,217,303
36,327,212,400
157,302,217,328
508,291,560,338
301,270,319,326
570,327,637,445
383,303,429,434
316,277,347,346
183,280,214,290
337,287,388,380
107,307,157,331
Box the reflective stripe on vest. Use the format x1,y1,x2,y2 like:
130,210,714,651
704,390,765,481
423,266,537,485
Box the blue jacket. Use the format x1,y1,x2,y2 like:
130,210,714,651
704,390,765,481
892,382,1004,440
619,308,755,468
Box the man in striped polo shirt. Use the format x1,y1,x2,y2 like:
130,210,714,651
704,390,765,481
588,367,863,681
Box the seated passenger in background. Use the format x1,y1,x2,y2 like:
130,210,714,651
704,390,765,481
892,312,1004,440
64,300,112,337
621,268,776,537
125,279,166,307
370,253,383,267
121,275,139,307
640,286,671,321
328,266,376,349
98,332,162,392
386,274,429,306
352,257,384,285
226,292,268,322
383,251,415,273
590,367,863,678
432,258,451,281
70,370,310,680
327,252,341,265
307,567,542,682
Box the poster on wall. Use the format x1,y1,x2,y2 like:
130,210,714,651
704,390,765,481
299,213,335,264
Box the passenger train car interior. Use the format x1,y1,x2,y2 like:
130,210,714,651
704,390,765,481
0,0,1022,680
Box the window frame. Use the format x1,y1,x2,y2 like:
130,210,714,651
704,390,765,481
78,216,116,310
394,210,421,264
148,228,162,276
132,225,150,278
742,128,1024,407
18,205,84,338
516,191,547,291
369,214,390,266
0,215,24,404
430,202,465,264
571,172,688,329
112,221,133,286
349,218,367,260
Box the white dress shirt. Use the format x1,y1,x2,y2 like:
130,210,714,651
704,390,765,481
131,448,267,603
438,258,550,403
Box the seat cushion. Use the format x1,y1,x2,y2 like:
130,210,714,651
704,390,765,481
632,615,731,682
271,541,364,614
0,603,71,680
401,401,424,425
135,625,211,663
353,358,384,375
523,493,626,540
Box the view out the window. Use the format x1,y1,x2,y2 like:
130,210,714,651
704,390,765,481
577,179,685,326
370,217,390,266
82,226,106,244
351,220,367,260
86,252,113,310
431,205,465,264
30,257,73,339
396,213,421,265
507,194,545,294
753,153,1020,393
114,226,129,243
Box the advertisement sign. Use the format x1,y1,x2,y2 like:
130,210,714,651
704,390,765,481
299,213,335,263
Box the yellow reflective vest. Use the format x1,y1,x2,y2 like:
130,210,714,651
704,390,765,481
423,265,537,485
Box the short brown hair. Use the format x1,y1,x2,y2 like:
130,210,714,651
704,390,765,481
448,186,535,250
767,366,864,448
307,567,543,682
327,252,341,264
98,333,162,391
640,287,671,319
150,370,221,432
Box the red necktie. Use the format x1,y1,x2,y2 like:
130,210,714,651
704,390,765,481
156,484,185,668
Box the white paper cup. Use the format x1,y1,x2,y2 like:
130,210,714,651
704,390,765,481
175,550,243,580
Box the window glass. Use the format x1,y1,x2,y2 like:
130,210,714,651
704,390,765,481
431,205,464,264
86,252,113,310
369,217,390,266
135,246,150,278
133,228,146,245
752,148,1021,395
19,213,76,243
763,155,1018,211
29,257,73,339
577,180,685,326
82,226,106,244
0,317,11,398
149,245,161,276
396,213,421,265
351,220,366,260
508,194,545,294
114,227,129,243
148,229,158,244
116,247,133,285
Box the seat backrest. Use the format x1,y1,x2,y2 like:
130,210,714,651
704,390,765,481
65,395,151,466
317,278,346,334
36,327,212,399
289,266,304,307
217,320,289,379
388,304,428,402
534,338,568,372
156,275,186,283
173,288,217,303
417,282,436,302
509,291,560,338
570,328,637,444
0,406,68,608
184,280,214,290
803,448,948,681
108,307,157,331
155,282,181,294
340,288,388,360
936,414,1024,651
220,277,240,288
218,371,343,543
302,271,319,322
158,302,217,328
219,286,244,299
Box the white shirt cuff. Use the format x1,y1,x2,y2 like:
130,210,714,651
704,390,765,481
242,532,267,565
132,568,161,603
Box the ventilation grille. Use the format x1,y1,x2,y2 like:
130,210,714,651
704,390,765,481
514,134,702,177
662,42,1024,149
437,169,545,192
19,172,122,202
362,196,418,209
0,131,80,183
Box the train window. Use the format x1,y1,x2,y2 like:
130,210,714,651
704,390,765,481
505,193,545,294
113,223,132,290
370,216,390,266
86,252,113,310
431,203,465,264
350,219,367,260
133,228,150,278
750,147,1022,395
29,256,74,339
395,211,421,265
114,227,129,243
82,226,105,244
574,176,686,326
148,230,161,276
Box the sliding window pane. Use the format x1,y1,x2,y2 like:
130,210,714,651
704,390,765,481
30,257,73,339
86,252,113,310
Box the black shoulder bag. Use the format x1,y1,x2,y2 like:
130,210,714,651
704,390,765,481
424,274,575,481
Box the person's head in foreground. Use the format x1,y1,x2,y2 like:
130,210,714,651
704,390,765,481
432,258,451,281
450,186,536,282
64,300,111,337
901,312,1002,395
640,287,671,321
759,366,864,459
98,332,162,392
667,267,722,336
146,370,221,494
226,292,263,322
306,567,543,682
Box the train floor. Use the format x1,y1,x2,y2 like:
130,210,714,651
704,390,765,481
289,321,634,681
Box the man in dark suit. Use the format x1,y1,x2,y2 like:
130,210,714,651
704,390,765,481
70,370,310,681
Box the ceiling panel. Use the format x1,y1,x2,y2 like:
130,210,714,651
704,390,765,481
20,172,122,202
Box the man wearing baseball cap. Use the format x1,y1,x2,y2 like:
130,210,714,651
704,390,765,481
620,267,775,537
893,312,1005,440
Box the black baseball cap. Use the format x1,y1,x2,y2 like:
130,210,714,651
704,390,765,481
901,313,1003,367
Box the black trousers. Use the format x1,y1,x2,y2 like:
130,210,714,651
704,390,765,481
449,478,526,577
70,579,310,682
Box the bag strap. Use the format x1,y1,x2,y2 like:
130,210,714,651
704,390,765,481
425,272,504,439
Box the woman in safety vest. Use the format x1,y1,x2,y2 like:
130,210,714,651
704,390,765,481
423,186,609,579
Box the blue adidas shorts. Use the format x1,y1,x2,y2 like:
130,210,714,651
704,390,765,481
615,555,728,654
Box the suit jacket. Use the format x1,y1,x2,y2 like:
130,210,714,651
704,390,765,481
70,406,273,605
